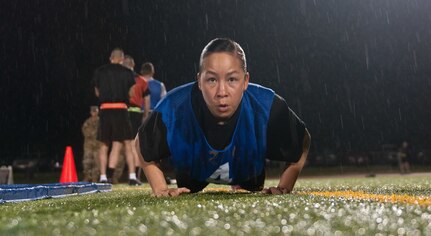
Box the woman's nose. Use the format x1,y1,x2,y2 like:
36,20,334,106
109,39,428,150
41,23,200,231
216,81,227,97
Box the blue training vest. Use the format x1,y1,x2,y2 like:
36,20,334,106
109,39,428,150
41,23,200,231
155,82,274,184
148,79,164,109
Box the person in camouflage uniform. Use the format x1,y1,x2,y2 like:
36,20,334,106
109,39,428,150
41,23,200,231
82,106,102,182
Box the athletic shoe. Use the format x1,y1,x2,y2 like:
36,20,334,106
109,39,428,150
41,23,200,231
128,179,142,186
99,178,112,184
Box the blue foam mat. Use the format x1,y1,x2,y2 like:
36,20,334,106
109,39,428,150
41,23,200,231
0,182,112,203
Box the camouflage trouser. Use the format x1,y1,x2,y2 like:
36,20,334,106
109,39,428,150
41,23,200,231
82,149,100,182
112,150,126,184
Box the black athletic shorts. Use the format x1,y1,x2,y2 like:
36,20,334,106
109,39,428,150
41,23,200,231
97,109,134,144
175,169,265,193
128,110,143,136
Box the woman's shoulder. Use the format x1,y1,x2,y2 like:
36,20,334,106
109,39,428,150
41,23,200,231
155,82,195,111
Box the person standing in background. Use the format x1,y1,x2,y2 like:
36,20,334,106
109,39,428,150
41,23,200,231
123,56,151,133
93,48,140,185
122,55,151,184
81,106,101,182
140,62,166,111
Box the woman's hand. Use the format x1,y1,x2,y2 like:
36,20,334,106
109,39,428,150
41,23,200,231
153,187,191,197
261,186,291,195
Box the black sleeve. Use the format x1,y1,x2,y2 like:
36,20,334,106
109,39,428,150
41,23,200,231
143,87,150,97
127,71,135,89
138,111,170,162
266,94,306,163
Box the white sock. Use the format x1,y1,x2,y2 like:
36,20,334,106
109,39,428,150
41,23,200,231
100,175,107,181
129,173,137,180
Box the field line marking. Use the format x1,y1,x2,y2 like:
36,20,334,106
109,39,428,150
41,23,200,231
300,191,431,206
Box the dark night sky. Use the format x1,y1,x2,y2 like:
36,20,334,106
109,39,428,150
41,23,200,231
1,0,430,163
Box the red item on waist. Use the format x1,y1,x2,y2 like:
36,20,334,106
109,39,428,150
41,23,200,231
100,103,128,109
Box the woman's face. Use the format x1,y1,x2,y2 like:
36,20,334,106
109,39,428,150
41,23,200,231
198,52,249,121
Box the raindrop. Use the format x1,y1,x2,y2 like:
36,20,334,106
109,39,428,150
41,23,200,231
205,13,209,30
340,115,344,129
364,44,369,70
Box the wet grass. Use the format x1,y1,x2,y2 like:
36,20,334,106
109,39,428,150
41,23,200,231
296,175,431,196
1,175,431,235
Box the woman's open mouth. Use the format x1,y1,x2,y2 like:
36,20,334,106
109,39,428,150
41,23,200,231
217,104,229,112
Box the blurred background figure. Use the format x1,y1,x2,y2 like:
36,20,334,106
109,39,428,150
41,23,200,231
397,141,411,174
123,55,151,128
140,62,166,111
93,48,138,185
122,55,151,185
81,106,101,182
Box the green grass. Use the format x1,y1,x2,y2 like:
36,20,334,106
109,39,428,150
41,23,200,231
1,175,431,235
297,175,431,196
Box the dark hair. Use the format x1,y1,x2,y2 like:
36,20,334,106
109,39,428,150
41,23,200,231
199,38,247,72
140,62,155,76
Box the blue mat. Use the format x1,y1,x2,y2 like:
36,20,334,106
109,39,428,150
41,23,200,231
0,182,112,203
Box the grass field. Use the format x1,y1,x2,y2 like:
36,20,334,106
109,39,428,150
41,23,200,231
1,174,431,235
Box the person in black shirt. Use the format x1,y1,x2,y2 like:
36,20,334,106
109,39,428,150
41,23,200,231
93,48,140,185
136,38,310,196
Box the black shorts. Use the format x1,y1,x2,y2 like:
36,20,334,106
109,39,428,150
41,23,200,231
175,169,265,193
97,109,134,144
128,110,143,136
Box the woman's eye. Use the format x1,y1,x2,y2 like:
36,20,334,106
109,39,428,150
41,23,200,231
207,77,216,83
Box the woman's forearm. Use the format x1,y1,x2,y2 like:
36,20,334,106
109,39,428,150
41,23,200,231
277,129,310,192
134,136,168,195
277,151,307,192
141,161,168,194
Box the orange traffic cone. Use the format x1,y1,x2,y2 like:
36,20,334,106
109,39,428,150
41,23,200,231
59,146,78,183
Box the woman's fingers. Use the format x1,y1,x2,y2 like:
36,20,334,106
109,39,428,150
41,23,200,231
169,188,191,196
154,188,191,197
261,187,290,195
